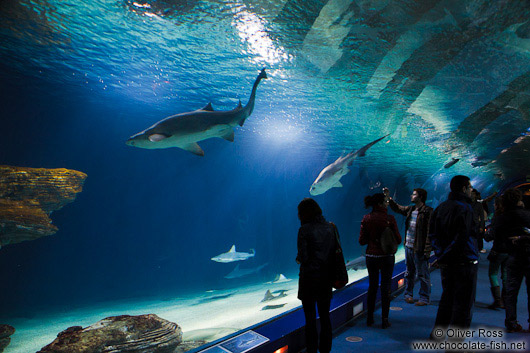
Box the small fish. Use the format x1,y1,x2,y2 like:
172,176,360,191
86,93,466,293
211,245,255,263
261,289,288,302
444,158,460,169
471,158,491,168
261,303,287,310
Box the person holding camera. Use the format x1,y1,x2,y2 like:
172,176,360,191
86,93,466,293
384,187,433,306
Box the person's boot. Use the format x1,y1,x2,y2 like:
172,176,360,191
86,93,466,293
488,286,502,309
382,318,391,329
367,313,374,326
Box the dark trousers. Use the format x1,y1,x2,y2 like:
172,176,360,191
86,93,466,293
488,251,508,288
434,263,478,329
505,255,530,326
404,247,431,303
366,255,395,319
302,295,332,353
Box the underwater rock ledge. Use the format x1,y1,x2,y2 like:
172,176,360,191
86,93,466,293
37,314,182,353
0,165,86,247
0,324,15,353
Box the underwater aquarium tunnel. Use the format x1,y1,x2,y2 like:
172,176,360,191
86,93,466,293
1,0,530,352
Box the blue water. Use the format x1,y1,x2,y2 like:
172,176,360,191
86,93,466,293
1,0,529,350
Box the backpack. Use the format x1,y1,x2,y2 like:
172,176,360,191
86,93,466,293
380,220,398,255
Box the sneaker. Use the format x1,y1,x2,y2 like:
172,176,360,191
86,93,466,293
405,297,414,304
415,301,428,306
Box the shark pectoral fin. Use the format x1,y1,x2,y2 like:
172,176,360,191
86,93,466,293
183,143,205,156
148,133,170,142
333,181,343,188
201,102,214,111
220,129,235,142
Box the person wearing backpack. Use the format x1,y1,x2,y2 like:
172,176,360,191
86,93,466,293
384,187,433,306
359,193,402,329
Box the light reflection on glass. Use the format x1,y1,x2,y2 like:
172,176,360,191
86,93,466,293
232,8,289,65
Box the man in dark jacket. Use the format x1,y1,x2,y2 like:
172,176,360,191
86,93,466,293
493,188,530,332
429,175,478,334
385,187,433,305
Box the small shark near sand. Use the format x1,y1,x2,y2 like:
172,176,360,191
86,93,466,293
211,245,255,263
261,289,288,302
270,274,291,283
309,135,389,196
126,69,268,156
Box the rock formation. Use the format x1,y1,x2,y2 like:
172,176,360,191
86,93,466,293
38,314,182,353
0,165,86,247
0,324,15,353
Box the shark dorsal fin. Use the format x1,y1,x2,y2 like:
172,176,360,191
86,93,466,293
229,245,236,253
202,102,214,111
263,290,274,301
237,100,242,109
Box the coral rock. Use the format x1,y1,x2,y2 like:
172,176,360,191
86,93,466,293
0,165,86,247
0,324,15,353
38,314,182,353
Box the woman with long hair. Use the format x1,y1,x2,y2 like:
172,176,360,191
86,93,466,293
296,198,337,353
359,193,401,328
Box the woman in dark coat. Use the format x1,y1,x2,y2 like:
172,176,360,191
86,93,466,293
359,193,401,328
296,198,337,353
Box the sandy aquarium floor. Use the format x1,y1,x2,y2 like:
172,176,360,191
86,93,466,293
4,251,404,353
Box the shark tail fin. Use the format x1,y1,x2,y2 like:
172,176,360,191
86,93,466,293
249,248,255,256
259,68,268,80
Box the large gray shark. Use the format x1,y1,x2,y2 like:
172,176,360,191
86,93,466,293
309,134,389,196
211,245,255,263
224,263,268,279
126,69,268,156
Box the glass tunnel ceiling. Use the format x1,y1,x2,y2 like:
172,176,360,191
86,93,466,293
1,0,530,187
